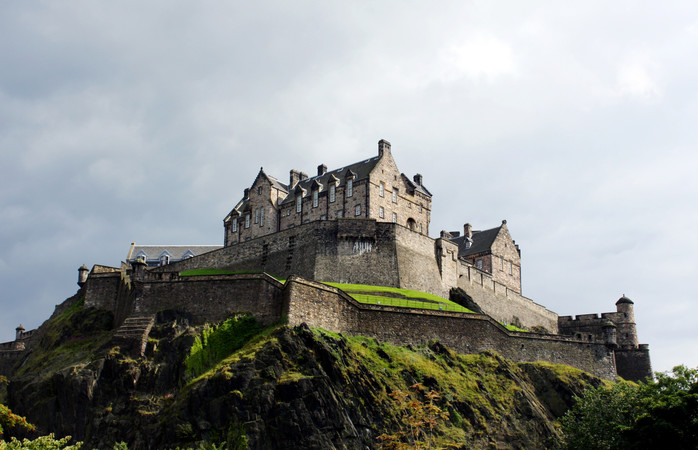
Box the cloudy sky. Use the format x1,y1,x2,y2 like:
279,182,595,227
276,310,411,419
1,1,696,373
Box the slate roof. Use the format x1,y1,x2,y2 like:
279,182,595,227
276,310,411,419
127,244,223,263
279,156,382,205
450,226,502,258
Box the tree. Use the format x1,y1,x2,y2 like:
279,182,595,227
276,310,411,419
559,366,698,450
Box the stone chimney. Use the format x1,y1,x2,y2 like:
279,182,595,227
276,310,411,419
413,174,423,185
378,139,391,157
244,188,250,199
464,223,473,239
289,170,302,188
318,164,327,176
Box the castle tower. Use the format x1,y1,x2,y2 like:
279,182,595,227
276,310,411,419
78,264,89,286
615,295,639,348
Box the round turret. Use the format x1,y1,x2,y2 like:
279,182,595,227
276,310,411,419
15,324,25,341
615,294,639,348
602,320,617,348
78,264,89,287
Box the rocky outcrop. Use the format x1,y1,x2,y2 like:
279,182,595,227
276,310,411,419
5,300,605,449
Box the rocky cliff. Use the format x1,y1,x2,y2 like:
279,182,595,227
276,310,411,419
4,296,605,449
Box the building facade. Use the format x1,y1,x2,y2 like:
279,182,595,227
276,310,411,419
223,140,432,246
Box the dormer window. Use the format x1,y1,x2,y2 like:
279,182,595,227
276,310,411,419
159,254,170,266
232,219,237,232
312,190,319,208
296,196,302,213
329,184,336,202
347,179,353,197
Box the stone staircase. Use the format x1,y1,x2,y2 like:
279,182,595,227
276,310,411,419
111,314,156,356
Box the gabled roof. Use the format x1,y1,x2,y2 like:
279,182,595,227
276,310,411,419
127,245,223,262
402,174,432,197
450,226,502,258
279,156,381,205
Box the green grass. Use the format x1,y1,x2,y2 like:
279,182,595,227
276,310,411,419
502,323,529,332
321,281,474,313
185,315,263,379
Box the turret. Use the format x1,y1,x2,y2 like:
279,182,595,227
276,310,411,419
78,264,89,286
615,295,639,347
15,325,25,341
131,255,147,282
602,320,617,348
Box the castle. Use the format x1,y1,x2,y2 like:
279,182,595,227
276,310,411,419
0,140,652,381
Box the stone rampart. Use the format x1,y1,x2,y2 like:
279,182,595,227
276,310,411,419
284,277,616,379
135,273,285,326
456,262,558,333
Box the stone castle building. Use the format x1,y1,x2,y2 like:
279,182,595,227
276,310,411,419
0,139,652,381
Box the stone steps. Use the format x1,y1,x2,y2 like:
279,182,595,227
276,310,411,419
111,314,156,356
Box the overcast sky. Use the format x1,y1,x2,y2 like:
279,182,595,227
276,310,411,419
1,1,696,373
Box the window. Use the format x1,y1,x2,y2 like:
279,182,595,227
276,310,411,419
329,184,336,202
312,190,319,208
160,254,170,266
232,220,237,232
379,182,384,197
321,215,326,220
254,208,259,224
392,212,397,223
347,179,353,197
355,204,361,216
245,215,250,228
296,196,302,213
392,188,398,203
477,259,483,269
260,208,265,226
500,257,504,270
257,186,262,195
337,210,343,218
419,223,423,233
379,207,384,218
420,204,423,213
509,261,513,275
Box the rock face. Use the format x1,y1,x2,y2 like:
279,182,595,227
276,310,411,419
5,300,604,449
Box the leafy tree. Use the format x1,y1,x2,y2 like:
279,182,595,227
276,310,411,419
559,365,698,449
0,376,35,439
0,434,81,449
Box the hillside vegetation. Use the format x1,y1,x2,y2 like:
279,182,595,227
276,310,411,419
4,297,606,449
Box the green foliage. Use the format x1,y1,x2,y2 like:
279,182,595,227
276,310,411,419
16,298,113,378
559,365,698,449
322,282,474,313
185,315,263,378
0,434,81,449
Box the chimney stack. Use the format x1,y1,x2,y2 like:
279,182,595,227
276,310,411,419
318,164,327,176
378,139,391,157
244,188,250,199
464,223,473,239
289,170,302,188
413,173,423,185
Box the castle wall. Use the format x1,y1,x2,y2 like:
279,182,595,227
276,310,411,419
283,277,616,380
135,273,284,326
615,345,653,381
456,262,559,333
